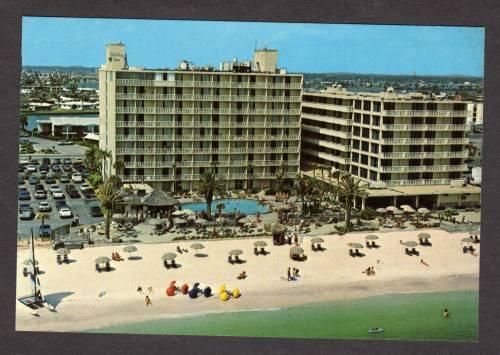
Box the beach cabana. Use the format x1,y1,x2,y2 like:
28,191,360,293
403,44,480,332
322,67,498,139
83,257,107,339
461,237,476,254
290,246,307,261
190,243,205,256
95,256,111,272
228,249,243,264
123,245,138,259
142,189,180,218
401,241,419,256
365,234,379,248
161,252,178,269
311,237,325,251
271,223,288,245
417,233,432,246
253,240,268,255
55,248,71,264
347,243,364,257
417,207,430,214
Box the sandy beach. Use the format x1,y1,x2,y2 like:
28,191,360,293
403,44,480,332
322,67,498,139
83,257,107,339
15,229,480,332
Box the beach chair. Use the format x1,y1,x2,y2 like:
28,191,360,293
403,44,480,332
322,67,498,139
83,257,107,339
355,249,360,257
366,241,371,248
203,287,212,297
349,249,355,257
468,246,475,253
164,260,170,269
228,256,233,264
405,248,410,255
371,241,377,248
57,255,62,264
312,244,317,252
171,259,177,268
235,255,240,263
116,253,124,261
463,246,468,254
23,267,28,277
95,264,101,273
64,255,69,264
254,247,259,256
105,262,111,272
260,247,266,255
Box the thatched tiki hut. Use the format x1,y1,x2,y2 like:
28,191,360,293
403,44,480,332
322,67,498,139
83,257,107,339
141,189,180,219
271,223,288,245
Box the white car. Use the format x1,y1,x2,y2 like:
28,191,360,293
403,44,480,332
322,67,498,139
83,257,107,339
59,207,72,218
57,140,74,145
71,173,83,183
20,159,29,165
38,201,51,212
34,190,47,199
80,183,91,191
27,165,37,172
49,184,60,193
52,189,64,199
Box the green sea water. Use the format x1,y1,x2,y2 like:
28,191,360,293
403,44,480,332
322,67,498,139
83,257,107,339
89,291,478,341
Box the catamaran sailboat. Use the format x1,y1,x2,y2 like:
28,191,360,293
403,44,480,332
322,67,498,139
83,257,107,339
17,229,55,315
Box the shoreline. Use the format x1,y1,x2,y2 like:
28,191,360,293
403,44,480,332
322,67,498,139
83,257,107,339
15,229,480,333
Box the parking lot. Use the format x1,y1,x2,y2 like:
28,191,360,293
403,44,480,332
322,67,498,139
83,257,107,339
18,158,104,239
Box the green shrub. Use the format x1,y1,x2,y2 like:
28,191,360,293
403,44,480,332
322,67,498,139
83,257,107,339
359,207,377,220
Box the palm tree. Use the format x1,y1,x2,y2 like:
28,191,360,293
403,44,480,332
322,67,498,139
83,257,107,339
113,160,125,176
198,170,226,220
246,162,253,191
108,175,123,190
339,174,367,233
84,144,99,173
171,162,177,193
311,162,319,179
294,173,309,216
35,212,50,241
20,114,28,131
96,180,123,239
97,149,112,181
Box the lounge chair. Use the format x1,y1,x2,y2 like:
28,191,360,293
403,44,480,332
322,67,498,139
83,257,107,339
23,267,28,277
203,287,212,297
312,244,317,251
235,255,241,263
349,249,355,257
463,246,468,254
164,260,170,269
371,241,376,248
171,259,177,268
468,246,475,253
254,247,259,255
405,248,410,255
355,249,361,257
366,241,371,248
64,255,69,264
105,262,111,271
260,247,266,255
57,255,62,264
95,264,101,273
228,256,233,264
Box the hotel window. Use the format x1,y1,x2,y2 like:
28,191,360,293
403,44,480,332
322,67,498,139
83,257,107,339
408,173,420,180
354,100,362,110
361,154,368,165
370,157,378,167
422,172,433,179
373,102,381,112
411,117,423,125
426,103,437,111
370,171,377,181
362,115,370,125
361,141,369,151
351,166,359,175
453,103,466,111
423,145,435,152
384,102,395,111
354,113,361,123
380,173,390,181
426,117,437,125
351,152,359,163
353,127,360,137
424,131,435,138
423,159,434,166
362,128,370,138
352,139,360,149
372,116,380,126
409,159,420,167
363,101,371,111
360,168,368,178
371,129,379,140
381,159,392,166
370,143,379,154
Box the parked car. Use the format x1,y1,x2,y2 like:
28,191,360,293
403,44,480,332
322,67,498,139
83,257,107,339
42,158,51,165
80,183,92,191
30,159,39,165
26,165,37,172
52,158,62,165
68,189,81,198
18,165,25,173
19,189,31,200
18,176,25,185
63,159,72,165
38,224,52,238
57,140,74,145
35,183,45,191
34,190,47,199
55,200,68,210
28,175,39,185
19,158,29,165
90,206,104,217
52,189,65,199
51,164,62,172
49,184,60,193
45,175,55,184
71,173,83,183
82,188,96,198
59,174,70,183
19,205,35,220
38,201,51,212
63,165,73,172
59,207,73,218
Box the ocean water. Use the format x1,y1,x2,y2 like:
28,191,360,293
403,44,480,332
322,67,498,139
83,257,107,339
89,291,478,341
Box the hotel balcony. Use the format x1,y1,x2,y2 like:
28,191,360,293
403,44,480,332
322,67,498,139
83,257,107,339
379,138,469,145
119,171,298,182
115,93,302,102
381,124,469,131
115,79,302,90
301,102,353,113
382,178,452,187
115,120,301,128
115,134,300,142
380,151,469,159
303,148,351,165
302,124,352,139
123,160,299,169
301,112,352,126
381,110,470,117
302,136,351,152
115,147,300,155
379,164,468,173
115,107,301,115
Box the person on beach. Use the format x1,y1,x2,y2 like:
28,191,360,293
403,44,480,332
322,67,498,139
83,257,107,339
294,234,299,245
137,286,142,293
420,259,430,267
293,268,300,277
287,267,291,281
443,308,450,318
147,286,153,294
75,215,80,226
370,266,376,275
145,295,152,306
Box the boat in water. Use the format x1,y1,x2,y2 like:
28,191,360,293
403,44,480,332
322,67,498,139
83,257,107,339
18,229,55,315
368,327,384,334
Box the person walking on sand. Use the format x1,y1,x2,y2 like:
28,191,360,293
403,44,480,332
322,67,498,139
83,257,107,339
137,286,142,293
287,267,291,281
443,308,450,318
145,295,152,306
147,286,153,294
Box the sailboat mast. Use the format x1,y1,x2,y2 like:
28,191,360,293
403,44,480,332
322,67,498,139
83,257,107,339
31,228,37,298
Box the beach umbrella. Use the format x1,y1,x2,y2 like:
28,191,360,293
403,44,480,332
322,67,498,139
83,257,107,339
376,208,387,214
228,249,243,256
393,210,404,216
172,210,186,216
417,233,431,240
174,218,187,225
402,206,415,213
191,243,205,250
461,237,474,243
402,241,418,248
123,245,138,254
347,243,364,249
238,217,252,224
183,209,196,216
418,208,430,214
55,248,71,255
23,259,39,266
290,246,305,255
366,235,379,240
161,252,177,261
112,213,124,220
95,256,110,264
400,205,413,210
271,223,287,235
311,237,324,244
386,206,398,212
253,241,268,247
195,218,208,225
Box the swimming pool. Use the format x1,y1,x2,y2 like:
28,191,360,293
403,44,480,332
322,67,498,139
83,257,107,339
181,198,269,215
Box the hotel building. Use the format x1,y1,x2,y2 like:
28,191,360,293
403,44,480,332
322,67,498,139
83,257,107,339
301,85,480,209
99,43,302,192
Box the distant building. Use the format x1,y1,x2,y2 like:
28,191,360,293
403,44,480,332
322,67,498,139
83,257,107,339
59,100,99,110
37,116,99,139
466,102,483,131
28,102,54,111
99,43,302,192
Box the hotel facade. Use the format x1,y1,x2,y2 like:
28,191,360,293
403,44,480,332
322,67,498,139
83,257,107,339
301,85,480,209
99,43,302,192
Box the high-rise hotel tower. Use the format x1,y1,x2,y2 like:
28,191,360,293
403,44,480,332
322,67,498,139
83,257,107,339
99,43,302,192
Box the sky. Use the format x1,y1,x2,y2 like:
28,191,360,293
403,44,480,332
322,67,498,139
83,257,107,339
22,17,485,76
